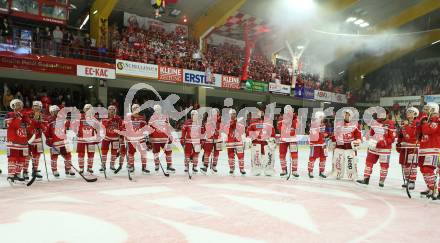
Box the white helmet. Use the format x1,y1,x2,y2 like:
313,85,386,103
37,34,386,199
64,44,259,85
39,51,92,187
211,108,219,116
191,110,198,116
131,104,140,114
49,105,60,113
343,109,354,117
426,102,439,114
314,111,325,119
229,109,236,115
83,104,93,112
32,101,43,108
377,110,387,119
10,99,23,110
284,105,293,113
406,107,419,117
153,104,162,113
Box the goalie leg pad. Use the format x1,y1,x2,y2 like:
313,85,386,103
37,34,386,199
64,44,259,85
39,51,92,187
346,149,358,181
264,145,276,176
333,148,345,179
251,144,262,176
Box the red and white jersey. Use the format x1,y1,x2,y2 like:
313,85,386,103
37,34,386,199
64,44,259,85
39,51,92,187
247,118,275,142
181,119,203,144
122,114,147,143
397,119,420,149
26,111,46,145
102,115,123,141
419,117,440,156
148,114,173,144
367,119,396,155
44,115,69,148
204,116,221,143
75,114,101,143
221,118,245,147
277,115,297,143
332,121,362,150
309,120,327,146
6,111,33,150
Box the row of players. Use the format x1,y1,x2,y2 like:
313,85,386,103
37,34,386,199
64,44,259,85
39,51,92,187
4,98,440,198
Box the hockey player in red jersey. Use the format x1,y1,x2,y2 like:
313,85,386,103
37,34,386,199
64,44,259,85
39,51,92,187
45,105,75,177
100,105,123,172
247,109,276,176
202,108,222,174
396,107,420,190
24,101,45,180
357,111,396,187
181,110,204,173
75,104,101,174
308,111,328,179
418,102,440,199
329,109,362,180
5,99,35,183
148,104,176,173
222,109,246,175
122,104,150,174
277,105,299,177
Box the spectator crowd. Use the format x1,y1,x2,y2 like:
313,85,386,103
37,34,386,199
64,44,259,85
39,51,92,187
359,59,440,102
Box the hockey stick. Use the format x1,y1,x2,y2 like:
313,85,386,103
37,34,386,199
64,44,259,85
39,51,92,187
158,160,170,177
113,150,122,174
50,146,97,182
405,146,418,198
187,158,192,180
125,140,134,181
157,141,170,177
27,129,49,186
96,143,108,179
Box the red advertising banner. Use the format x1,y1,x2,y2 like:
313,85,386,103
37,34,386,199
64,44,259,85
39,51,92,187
0,52,76,75
158,66,183,83
221,75,241,89
0,52,115,76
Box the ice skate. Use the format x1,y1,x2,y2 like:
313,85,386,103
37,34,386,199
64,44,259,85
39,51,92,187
142,167,150,174
166,165,176,173
356,177,370,185
308,172,314,179
23,171,29,180
32,170,43,180
319,173,327,179
53,171,60,178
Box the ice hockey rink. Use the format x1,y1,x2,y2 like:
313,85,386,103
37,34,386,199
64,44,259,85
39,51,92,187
0,144,438,243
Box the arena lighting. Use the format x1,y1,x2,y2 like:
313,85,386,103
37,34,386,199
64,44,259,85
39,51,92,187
432,40,440,45
183,16,187,23
346,17,357,23
88,85,94,89
80,15,90,30
354,19,364,25
288,0,315,11
297,45,304,49
93,10,98,15
360,22,370,28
